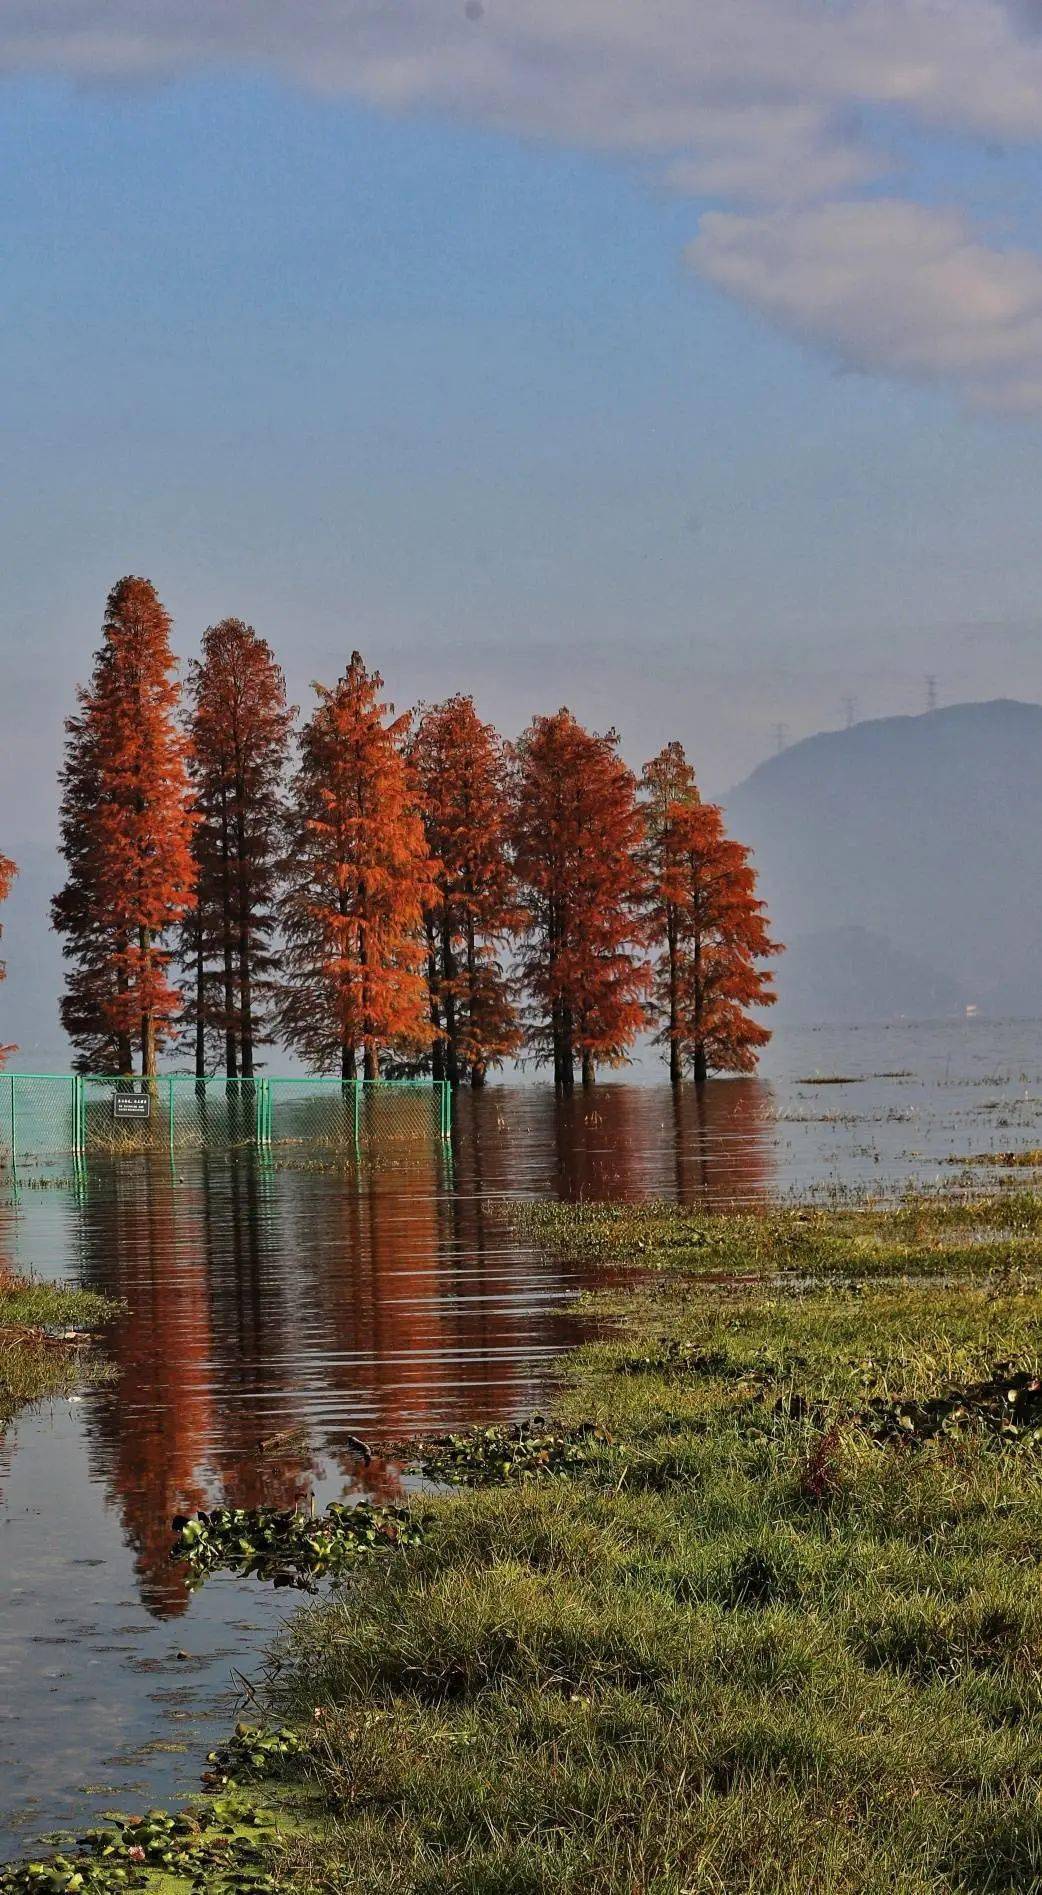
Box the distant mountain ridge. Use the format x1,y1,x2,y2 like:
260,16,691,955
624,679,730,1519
728,698,1042,1023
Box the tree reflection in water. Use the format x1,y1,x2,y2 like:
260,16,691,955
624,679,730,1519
62,1083,774,1615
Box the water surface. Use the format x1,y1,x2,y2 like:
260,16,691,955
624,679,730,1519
4,1020,1042,1852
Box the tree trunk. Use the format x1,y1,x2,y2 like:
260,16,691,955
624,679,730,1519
194,909,206,1080
441,910,459,1088
219,784,237,1077
667,906,681,1086
465,907,478,1090
426,918,445,1083
139,926,156,1077
581,1050,595,1088
692,926,708,1084
560,1003,575,1094
116,938,133,1074
364,1043,378,1081
341,1041,356,1082
234,789,254,1078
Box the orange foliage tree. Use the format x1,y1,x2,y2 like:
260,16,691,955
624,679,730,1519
0,851,16,1066
642,756,779,1082
513,710,648,1091
410,695,521,1088
183,620,294,1078
641,742,700,1084
279,653,437,1079
53,577,196,1076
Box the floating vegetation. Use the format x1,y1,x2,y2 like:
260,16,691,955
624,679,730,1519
172,1501,422,1591
0,1798,282,1893
407,1417,612,1485
205,1724,310,1789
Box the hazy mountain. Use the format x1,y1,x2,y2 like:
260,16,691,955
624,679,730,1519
728,699,1042,1023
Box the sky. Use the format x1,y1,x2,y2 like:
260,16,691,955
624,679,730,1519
5,0,1042,867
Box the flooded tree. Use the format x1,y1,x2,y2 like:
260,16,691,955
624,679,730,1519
642,770,779,1081
410,695,521,1088
512,709,648,1092
279,653,437,1080
53,577,196,1077
640,742,700,1085
183,620,294,1078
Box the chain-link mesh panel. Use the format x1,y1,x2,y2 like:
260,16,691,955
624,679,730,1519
82,1076,168,1156
168,1078,262,1152
265,1078,448,1151
265,1077,359,1150
357,1080,447,1151
0,1073,79,1166
0,1072,450,1164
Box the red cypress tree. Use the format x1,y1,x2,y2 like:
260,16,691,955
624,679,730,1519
184,620,294,1078
513,710,648,1091
641,742,700,1085
279,654,437,1079
0,852,16,1066
410,695,521,1088
53,577,196,1076
644,782,780,1082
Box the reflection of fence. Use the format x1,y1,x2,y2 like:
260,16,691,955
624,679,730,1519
0,1072,451,1167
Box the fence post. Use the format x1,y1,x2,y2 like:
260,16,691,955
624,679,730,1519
9,1073,15,1169
168,1076,175,1162
353,1078,362,1151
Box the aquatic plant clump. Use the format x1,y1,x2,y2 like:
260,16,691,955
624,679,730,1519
408,1417,612,1485
0,1799,282,1894
172,1500,423,1591
204,1724,311,1789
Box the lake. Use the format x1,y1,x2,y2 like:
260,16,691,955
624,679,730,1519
3,1017,1042,1855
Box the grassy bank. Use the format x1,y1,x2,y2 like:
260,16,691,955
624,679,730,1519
10,1193,1042,1892
0,1266,118,1428
264,1194,1042,1893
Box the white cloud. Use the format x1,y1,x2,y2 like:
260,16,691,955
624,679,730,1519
6,0,1042,410
690,201,1042,410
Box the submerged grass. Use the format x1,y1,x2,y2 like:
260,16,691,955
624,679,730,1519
263,1192,1042,1892
0,1266,118,1428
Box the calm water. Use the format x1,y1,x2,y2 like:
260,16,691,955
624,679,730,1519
4,1019,1042,1854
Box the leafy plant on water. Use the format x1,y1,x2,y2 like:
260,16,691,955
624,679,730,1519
205,1723,310,1788
0,1801,282,1894
172,1500,422,1590
408,1417,611,1485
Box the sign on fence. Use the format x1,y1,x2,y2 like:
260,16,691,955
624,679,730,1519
112,1091,151,1121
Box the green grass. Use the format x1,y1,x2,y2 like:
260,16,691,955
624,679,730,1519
264,1194,1042,1892
0,1269,119,1427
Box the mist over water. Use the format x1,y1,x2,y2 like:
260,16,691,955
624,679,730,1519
3,1018,1042,1853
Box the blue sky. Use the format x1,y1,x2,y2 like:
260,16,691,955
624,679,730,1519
5,2,1042,863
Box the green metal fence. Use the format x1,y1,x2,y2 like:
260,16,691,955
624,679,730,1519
0,1071,451,1167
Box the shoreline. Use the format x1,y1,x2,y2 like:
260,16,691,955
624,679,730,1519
7,1191,1042,1888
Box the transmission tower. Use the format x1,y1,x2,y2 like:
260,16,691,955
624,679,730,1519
773,722,789,755
842,694,857,730
925,675,938,713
